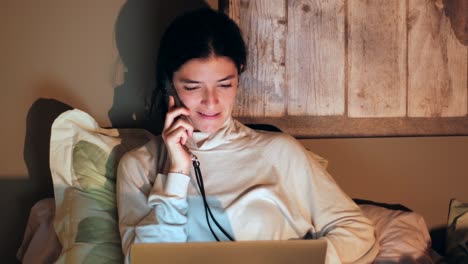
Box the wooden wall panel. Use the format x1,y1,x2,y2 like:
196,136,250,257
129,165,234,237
226,0,240,24
408,0,468,117
230,0,287,117
221,0,468,137
348,0,407,117
286,0,345,116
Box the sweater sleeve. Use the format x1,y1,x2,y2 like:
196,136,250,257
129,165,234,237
309,167,380,264
116,151,191,264
275,135,379,263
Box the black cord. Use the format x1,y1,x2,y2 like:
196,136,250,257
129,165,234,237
195,164,234,241
192,159,235,241
193,161,220,241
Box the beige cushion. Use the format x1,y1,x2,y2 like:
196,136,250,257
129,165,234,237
359,204,432,263
50,109,152,263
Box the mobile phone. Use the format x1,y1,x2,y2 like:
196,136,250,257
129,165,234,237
167,83,194,152
166,82,184,108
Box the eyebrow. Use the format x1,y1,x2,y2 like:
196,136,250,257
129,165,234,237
179,78,200,84
217,75,236,82
179,75,236,84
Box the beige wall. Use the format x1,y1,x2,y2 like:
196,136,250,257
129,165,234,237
1,1,121,177
300,137,468,229
0,0,216,261
1,0,217,178
0,0,466,261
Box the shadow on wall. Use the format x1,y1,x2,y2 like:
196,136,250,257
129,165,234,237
0,99,73,263
108,0,209,135
8,1,210,262
24,99,73,200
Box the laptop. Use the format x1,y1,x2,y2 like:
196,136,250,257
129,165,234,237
130,240,327,264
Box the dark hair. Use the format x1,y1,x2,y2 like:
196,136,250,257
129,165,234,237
146,8,246,132
156,8,246,90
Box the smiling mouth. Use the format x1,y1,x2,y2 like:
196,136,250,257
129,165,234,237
199,112,220,118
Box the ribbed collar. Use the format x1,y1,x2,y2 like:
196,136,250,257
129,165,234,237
186,116,247,151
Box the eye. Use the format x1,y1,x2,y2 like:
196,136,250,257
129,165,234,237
219,83,232,88
184,86,200,91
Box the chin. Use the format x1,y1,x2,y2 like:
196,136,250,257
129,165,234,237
197,125,221,133
194,121,224,133
192,114,228,133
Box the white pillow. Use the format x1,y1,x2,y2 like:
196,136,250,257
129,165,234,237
359,204,432,263
50,109,152,263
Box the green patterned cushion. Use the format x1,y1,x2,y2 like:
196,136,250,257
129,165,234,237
50,109,152,264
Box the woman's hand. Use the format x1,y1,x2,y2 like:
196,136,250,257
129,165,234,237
162,96,194,175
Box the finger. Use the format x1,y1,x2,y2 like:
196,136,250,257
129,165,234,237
166,126,189,146
181,134,188,145
164,126,192,144
167,118,194,136
164,107,191,130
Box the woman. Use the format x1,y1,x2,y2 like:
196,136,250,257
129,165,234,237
117,8,379,263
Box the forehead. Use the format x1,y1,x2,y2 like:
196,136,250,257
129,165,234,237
174,56,237,80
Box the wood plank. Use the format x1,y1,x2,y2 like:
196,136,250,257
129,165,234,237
348,0,407,117
286,0,345,116
237,116,468,138
408,0,468,117
229,0,286,117
224,0,240,24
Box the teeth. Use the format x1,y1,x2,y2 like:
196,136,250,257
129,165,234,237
201,113,217,116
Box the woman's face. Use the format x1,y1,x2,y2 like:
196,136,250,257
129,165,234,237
172,56,239,133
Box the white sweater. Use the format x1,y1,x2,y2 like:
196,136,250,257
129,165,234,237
116,117,379,263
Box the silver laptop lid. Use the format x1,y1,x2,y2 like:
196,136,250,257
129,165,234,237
131,240,327,264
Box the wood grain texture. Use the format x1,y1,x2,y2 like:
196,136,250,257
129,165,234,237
226,0,240,24
408,0,468,117
286,0,345,116
230,0,286,117
237,116,468,138
348,0,407,117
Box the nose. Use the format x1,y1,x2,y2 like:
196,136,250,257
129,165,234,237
201,88,219,106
